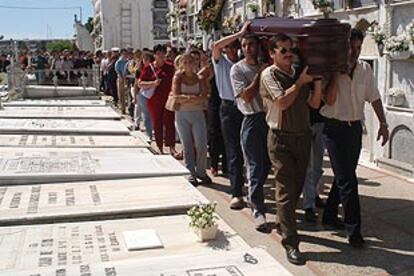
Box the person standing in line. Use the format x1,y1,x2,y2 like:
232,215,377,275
230,33,270,231
100,50,112,96
129,49,143,130
321,29,389,248
115,49,129,114
141,44,178,156
302,105,327,222
137,52,156,141
212,22,251,210
260,33,323,265
172,54,212,186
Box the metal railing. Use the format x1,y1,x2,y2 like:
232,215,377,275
6,64,101,94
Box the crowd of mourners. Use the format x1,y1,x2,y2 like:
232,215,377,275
1,21,390,266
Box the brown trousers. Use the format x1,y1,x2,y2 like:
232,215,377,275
268,129,311,249
117,77,127,114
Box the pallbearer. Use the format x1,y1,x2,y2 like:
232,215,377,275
260,33,323,265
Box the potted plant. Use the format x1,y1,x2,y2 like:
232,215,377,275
312,0,334,19
387,88,406,107
187,202,219,242
385,34,411,60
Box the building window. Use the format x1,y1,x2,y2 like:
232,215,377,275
154,0,168,9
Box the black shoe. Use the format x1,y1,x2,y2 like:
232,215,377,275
198,174,212,185
315,196,326,209
304,208,317,223
349,235,365,249
322,218,345,230
188,175,199,187
286,248,305,265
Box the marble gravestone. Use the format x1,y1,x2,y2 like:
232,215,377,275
0,148,189,185
4,99,107,107
0,134,148,148
0,248,291,276
0,119,130,135
24,85,98,98
0,215,252,274
0,106,120,120
0,177,208,225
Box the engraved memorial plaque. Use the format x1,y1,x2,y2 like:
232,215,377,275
4,100,107,107
0,148,189,185
0,135,148,148
0,119,130,135
0,248,290,276
0,215,251,274
0,106,121,120
0,177,208,225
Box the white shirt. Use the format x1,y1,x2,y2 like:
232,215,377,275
230,60,264,115
320,60,380,121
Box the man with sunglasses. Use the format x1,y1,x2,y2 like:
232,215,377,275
260,33,323,265
212,22,250,210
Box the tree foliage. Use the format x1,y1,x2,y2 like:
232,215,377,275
46,40,76,52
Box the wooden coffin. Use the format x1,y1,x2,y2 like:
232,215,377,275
249,17,351,74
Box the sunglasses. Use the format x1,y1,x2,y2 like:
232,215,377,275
277,47,294,55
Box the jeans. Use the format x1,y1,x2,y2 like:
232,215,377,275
303,122,325,209
220,100,244,197
135,93,153,139
175,110,208,177
323,120,363,239
241,112,270,214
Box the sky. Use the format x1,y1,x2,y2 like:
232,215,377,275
0,0,93,40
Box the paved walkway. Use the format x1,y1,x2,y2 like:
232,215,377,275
196,157,414,276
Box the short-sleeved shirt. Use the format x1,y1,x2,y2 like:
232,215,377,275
212,54,236,101
260,64,310,132
140,62,174,102
230,60,264,115
320,60,380,121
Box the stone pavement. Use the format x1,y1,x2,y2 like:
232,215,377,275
194,155,414,276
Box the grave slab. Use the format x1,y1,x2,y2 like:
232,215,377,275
0,177,208,225
0,134,148,148
4,99,107,107
0,148,188,185
24,85,98,98
0,106,120,120
0,215,254,274
0,119,129,135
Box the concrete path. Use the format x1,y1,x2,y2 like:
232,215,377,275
195,158,414,276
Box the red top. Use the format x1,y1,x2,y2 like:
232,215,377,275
140,62,175,103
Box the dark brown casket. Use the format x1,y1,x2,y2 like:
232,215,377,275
249,17,351,74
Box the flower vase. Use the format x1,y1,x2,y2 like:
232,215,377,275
388,94,405,107
389,50,411,60
193,224,218,242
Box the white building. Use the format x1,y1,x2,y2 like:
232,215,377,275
92,0,170,50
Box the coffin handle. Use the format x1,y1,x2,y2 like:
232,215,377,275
260,25,266,32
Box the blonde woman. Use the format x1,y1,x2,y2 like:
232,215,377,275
172,54,211,186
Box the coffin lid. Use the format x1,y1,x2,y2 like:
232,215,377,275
248,17,351,37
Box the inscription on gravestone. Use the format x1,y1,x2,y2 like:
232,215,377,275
2,151,99,174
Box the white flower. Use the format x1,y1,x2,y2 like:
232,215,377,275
388,88,405,97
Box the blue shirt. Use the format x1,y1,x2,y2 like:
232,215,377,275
115,58,128,77
212,54,236,101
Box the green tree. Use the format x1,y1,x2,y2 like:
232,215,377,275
46,40,76,52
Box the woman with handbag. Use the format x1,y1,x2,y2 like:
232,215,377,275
140,45,177,156
171,53,212,186
134,52,154,142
